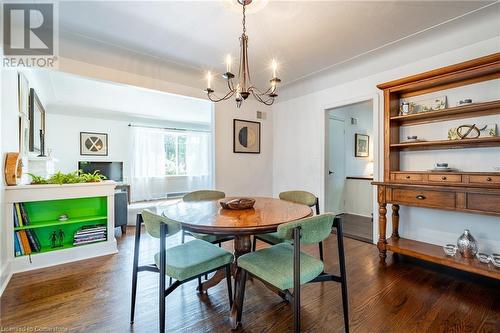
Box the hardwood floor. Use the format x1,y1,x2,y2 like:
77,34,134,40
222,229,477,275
340,214,373,243
1,227,499,332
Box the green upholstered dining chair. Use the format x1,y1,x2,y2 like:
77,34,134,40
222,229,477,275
181,190,234,246
130,209,233,333
253,191,324,261
235,213,349,332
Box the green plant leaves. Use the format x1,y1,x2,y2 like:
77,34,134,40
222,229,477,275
27,170,107,185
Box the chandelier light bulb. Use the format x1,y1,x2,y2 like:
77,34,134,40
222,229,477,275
271,59,278,78
206,71,212,89
226,54,232,73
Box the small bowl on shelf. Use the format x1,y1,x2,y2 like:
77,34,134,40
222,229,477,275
476,253,491,264
443,244,457,256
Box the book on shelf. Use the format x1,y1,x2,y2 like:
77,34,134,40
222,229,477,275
19,203,30,226
15,233,24,256
26,229,41,252
14,233,22,257
14,203,23,227
17,230,32,255
13,207,19,228
73,224,107,246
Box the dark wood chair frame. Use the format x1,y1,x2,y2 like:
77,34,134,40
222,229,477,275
130,214,233,333
235,216,349,332
252,198,324,262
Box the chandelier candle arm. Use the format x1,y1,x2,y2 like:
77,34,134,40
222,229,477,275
204,0,281,108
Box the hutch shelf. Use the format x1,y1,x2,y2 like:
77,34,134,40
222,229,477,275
373,52,500,280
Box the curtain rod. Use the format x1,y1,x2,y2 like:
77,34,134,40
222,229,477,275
128,123,211,133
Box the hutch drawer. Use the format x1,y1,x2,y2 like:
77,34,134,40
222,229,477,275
428,174,462,183
393,173,424,182
469,175,500,184
391,188,456,208
467,193,500,213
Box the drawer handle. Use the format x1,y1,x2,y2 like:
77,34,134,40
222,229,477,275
441,176,447,180
487,177,492,181
416,195,426,200
406,176,411,179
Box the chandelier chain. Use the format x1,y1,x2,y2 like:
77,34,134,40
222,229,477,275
242,4,246,35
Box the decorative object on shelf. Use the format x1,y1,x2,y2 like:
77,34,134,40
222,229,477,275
443,244,457,256
28,170,106,185
233,119,260,153
204,0,281,107
4,152,23,185
492,254,500,268
58,214,68,221
50,231,59,248
220,198,256,210
402,135,426,143
448,123,496,140
355,133,369,157
413,96,447,113
457,229,478,259
457,99,473,106
80,132,108,156
477,253,491,264
29,88,46,157
400,102,411,115
57,229,65,247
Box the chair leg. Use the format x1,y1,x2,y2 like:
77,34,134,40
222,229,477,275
198,276,202,292
130,214,142,324
181,230,185,244
225,265,233,308
319,241,324,262
336,217,349,333
169,277,173,286
159,224,167,333
205,274,208,280
293,227,301,332
252,236,257,252
218,242,222,247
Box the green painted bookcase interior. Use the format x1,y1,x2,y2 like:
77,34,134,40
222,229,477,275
14,196,107,256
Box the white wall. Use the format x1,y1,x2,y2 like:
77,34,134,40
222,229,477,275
273,36,500,253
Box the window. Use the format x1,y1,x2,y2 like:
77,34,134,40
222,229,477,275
165,133,187,176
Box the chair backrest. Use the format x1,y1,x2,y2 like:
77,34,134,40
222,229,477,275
141,209,182,238
277,213,334,245
279,191,318,209
183,190,225,202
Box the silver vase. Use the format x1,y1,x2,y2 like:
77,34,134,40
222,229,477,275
456,229,478,258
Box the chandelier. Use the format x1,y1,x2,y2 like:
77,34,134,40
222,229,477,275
205,0,281,108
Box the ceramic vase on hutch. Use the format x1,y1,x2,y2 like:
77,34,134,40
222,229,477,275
457,229,478,259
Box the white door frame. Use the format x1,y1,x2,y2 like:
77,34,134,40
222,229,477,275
321,94,381,244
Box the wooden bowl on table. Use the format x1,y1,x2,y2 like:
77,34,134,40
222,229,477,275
220,198,256,210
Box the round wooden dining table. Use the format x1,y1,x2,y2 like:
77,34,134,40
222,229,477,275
161,196,312,328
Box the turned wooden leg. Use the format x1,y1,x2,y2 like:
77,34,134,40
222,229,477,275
391,204,400,239
377,202,387,263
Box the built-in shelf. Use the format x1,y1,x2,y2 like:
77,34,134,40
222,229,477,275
390,100,500,125
14,215,107,231
390,136,500,151
386,237,500,280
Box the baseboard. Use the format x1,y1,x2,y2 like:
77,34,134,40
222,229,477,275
0,261,13,297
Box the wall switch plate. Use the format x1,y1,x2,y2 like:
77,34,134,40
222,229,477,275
257,111,266,120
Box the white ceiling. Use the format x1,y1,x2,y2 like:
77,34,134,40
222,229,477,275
59,1,496,87
24,70,212,125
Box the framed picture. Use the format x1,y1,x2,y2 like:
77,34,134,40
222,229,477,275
355,133,369,157
233,119,261,154
29,88,46,155
80,132,108,156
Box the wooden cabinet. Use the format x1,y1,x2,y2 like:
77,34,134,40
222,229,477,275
373,53,500,280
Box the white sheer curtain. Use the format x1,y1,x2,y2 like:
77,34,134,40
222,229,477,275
130,126,213,202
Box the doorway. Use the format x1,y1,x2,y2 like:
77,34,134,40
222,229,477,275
325,100,374,243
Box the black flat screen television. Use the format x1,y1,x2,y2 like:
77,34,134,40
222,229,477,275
78,161,123,182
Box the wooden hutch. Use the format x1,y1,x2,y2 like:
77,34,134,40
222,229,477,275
373,53,500,279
